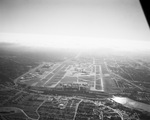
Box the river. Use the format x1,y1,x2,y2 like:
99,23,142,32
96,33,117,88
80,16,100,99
112,96,150,113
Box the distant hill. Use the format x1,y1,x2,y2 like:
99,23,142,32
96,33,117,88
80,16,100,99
0,42,75,85
0,42,74,62
0,73,14,86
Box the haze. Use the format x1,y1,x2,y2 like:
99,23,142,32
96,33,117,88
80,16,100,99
0,0,150,51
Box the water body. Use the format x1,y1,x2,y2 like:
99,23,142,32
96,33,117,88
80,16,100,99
112,96,150,113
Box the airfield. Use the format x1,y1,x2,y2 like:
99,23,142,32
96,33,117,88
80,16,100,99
15,54,144,95
15,56,105,92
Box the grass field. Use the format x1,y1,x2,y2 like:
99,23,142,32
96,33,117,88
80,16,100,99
103,76,119,93
78,75,94,81
60,76,77,83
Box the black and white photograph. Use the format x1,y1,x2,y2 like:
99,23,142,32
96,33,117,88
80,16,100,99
0,0,150,120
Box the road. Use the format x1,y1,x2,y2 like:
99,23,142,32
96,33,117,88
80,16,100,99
73,99,83,120
36,98,48,120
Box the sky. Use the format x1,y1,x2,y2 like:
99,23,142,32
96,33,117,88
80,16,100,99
0,0,150,51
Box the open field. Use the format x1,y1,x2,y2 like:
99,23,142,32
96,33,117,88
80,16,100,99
78,75,94,81
60,76,77,83
103,75,121,93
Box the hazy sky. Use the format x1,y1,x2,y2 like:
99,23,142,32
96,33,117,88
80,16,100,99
0,0,150,50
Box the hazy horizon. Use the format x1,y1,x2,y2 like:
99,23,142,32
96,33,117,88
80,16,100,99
0,0,150,51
